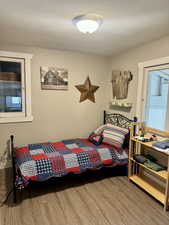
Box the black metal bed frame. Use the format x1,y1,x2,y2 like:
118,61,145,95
104,110,137,128
10,110,137,204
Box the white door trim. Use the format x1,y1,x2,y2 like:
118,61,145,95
136,56,169,122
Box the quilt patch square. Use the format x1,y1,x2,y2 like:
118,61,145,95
81,139,93,146
88,150,101,165
77,152,90,168
20,160,37,177
42,143,56,153
16,147,30,159
81,146,95,151
98,148,112,163
29,176,38,181
30,148,44,155
16,146,29,153
29,143,43,150
17,155,32,164
53,170,68,177
32,153,48,160
63,153,79,169
112,150,128,161
71,148,84,153
111,150,120,162
62,139,77,145
36,158,52,174
58,150,70,154
66,143,79,149
37,172,53,180
73,139,88,147
52,142,65,147
50,155,65,172
47,152,60,158
53,146,69,151
100,142,112,148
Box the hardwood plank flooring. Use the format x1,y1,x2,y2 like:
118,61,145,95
0,168,169,225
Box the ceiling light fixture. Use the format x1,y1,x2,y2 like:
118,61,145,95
73,14,103,34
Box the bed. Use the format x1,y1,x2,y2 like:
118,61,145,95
11,111,137,203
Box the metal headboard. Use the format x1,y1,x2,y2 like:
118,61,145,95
104,110,137,129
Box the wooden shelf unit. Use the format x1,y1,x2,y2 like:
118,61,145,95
128,128,169,211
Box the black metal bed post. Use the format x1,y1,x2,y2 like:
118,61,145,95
103,110,106,124
10,135,17,204
133,117,138,136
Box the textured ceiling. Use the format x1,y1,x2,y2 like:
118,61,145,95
0,0,169,56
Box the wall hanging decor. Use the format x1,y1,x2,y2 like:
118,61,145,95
111,71,132,99
40,67,68,90
75,76,99,103
110,99,132,111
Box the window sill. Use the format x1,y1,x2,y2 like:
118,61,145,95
0,115,33,124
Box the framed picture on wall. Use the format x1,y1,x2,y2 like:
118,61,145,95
40,67,68,90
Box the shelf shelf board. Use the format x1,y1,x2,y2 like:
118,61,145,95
131,137,169,156
131,138,156,149
129,175,165,204
130,158,167,180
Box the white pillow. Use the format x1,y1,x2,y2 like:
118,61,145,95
94,124,107,135
102,124,129,150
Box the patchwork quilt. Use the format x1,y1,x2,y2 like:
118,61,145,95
15,138,128,189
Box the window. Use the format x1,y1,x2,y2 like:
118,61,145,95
0,51,33,123
137,57,169,131
144,67,169,130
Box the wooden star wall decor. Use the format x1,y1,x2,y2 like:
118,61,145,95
75,76,99,103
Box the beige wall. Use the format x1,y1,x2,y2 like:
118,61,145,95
0,44,111,158
111,35,169,118
0,34,169,163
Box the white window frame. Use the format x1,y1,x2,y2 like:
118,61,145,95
0,51,33,123
136,56,169,124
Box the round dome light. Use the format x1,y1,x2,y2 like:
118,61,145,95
73,14,103,34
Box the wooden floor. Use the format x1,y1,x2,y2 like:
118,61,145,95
0,168,169,225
